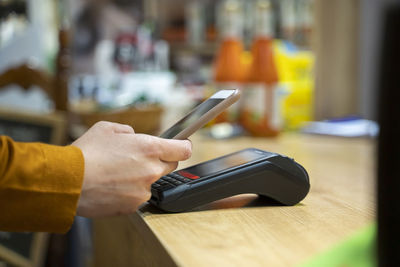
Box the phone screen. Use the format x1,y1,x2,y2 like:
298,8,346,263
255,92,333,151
160,98,224,139
176,149,266,178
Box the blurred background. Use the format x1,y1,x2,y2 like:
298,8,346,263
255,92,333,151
1,0,387,140
0,0,396,266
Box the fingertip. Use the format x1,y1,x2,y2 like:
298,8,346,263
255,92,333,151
185,138,192,147
157,137,193,161
182,139,192,159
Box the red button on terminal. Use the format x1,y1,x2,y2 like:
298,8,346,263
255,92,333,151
178,171,200,179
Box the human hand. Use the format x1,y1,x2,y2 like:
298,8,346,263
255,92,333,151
72,121,192,217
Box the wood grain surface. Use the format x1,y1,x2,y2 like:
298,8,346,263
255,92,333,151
94,132,375,267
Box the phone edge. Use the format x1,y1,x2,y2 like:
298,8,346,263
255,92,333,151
172,89,241,140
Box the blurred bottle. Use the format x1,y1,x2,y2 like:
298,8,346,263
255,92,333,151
240,0,280,137
295,0,313,49
113,32,136,72
280,0,296,43
186,0,206,47
280,0,313,48
137,25,154,71
212,0,245,123
153,40,170,71
214,0,245,83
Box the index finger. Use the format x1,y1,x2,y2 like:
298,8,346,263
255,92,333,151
157,138,192,162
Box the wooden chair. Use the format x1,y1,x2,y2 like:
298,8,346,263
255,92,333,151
0,63,67,145
0,28,71,145
0,64,54,101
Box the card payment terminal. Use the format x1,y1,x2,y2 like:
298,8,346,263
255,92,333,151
150,148,310,212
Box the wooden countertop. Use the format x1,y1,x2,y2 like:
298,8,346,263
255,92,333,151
94,132,376,267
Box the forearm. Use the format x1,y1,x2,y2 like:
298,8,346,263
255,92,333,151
0,136,84,233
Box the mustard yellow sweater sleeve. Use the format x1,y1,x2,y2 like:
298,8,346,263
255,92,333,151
0,136,84,233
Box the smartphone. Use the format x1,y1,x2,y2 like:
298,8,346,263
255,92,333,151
160,89,241,139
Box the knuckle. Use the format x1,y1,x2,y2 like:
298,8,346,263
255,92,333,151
143,138,162,158
94,121,111,130
149,146,161,158
95,121,107,127
117,123,135,133
127,125,135,133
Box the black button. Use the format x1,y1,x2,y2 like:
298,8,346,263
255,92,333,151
164,177,174,182
160,184,174,190
178,177,189,183
171,180,183,186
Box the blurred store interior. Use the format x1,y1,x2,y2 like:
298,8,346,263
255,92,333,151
0,0,399,266
0,0,386,136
